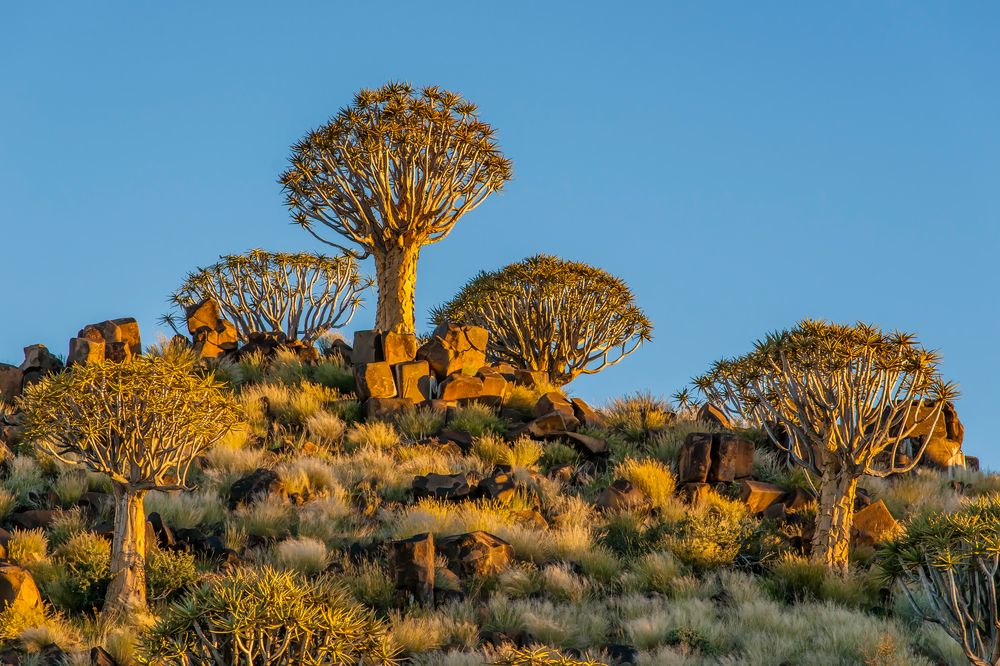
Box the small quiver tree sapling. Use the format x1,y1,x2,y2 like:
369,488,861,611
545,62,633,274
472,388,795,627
167,248,371,345
281,81,513,333
880,496,1000,666
19,356,240,614
431,254,653,385
695,320,957,574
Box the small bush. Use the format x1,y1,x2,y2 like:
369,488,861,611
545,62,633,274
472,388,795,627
273,537,329,576
46,531,111,612
617,457,676,510
52,471,88,508
7,528,48,565
0,488,17,523
140,566,399,664
146,546,198,601
4,456,46,507
604,392,674,442
395,407,446,440
345,421,400,452
305,411,347,444
47,508,88,548
655,491,752,571
448,403,505,437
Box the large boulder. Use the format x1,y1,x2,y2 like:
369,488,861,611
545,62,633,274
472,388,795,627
354,362,397,401
19,344,63,386
852,500,899,547
0,365,22,404
412,473,474,501
738,480,787,513
185,299,220,335
365,397,414,421
595,479,648,511
228,468,284,509
388,533,435,605
438,374,483,402
570,398,605,429
678,433,713,483
438,531,513,578
697,403,733,430
0,564,42,611
382,331,418,365
708,434,754,483
394,361,433,402
416,323,488,380
78,318,142,357
67,337,105,366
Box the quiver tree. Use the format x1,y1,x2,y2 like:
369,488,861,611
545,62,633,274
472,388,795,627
19,356,239,613
430,255,653,385
281,81,513,334
880,496,1000,666
166,249,371,345
694,320,956,574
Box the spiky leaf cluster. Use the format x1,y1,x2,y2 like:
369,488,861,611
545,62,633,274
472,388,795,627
431,255,653,385
140,566,399,665
280,81,513,256
19,356,239,491
693,320,957,476
879,496,1000,665
168,249,371,345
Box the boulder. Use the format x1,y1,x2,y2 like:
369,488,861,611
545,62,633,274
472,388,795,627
10,510,57,530
738,480,787,513
0,365,22,404
354,362,397,401
79,318,142,357
192,319,239,360
438,531,513,578
782,487,816,512
388,533,435,606
697,403,733,430
966,456,980,472
603,644,640,666
475,472,517,503
352,330,383,366
512,369,548,387
552,431,608,456
533,392,577,425
0,564,42,610
67,337,105,366
903,400,964,444
439,430,474,452
185,299,220,335
921,437,965,469
239,331,289,359
479,375,509,407
105,340,132,363
595,479,649,511
228,468,284,509
19,344,63,386
412,473,474,501
521,411,575,437
570,398,605,428
90,647,117,666
678,433,713,483
416,323,489,380
677,482,711,504
365,397,414,421
708,434,754,483
394,361,433,402
147,512,176,549
852,500,899,546
382,331,418,365
438,374,483,402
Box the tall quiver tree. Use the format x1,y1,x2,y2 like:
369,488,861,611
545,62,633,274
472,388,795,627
281,82,513,333
695,320,957,574
19,355,239,613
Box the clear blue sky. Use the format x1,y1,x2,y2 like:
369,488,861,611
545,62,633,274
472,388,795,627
2,3,997,467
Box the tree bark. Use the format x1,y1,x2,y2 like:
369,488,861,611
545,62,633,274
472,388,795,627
373,243,420,334
105,485,148,614
810,457,858,575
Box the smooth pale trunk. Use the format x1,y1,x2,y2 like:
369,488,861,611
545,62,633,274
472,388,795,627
374,244,420,334
105,485,148,614
810,456,857,575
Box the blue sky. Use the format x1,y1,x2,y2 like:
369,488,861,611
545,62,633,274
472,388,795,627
2,3,997,467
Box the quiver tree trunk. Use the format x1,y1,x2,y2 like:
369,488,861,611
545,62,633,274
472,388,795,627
810,456,857,575
105,485,148,614
374,243,420,334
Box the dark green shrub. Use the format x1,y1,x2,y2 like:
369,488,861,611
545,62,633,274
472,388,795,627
48,531,111,612
146,546,198,601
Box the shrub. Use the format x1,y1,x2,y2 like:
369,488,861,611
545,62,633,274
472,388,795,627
273,537,329,576
7,528,48,566
305,411,347,444
655,492,752,571
448,403,504,437
47,531,111,612
604,393,674,442
47,508,88,548
4,455,46,508
145,546,198,601
140,566,399,664
617,458,676,511
52,470,88,508
431,255,652,385
345,422,400,452
166,249,371,344
765,554,877,610
394,407,446,441
0,488,17,523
